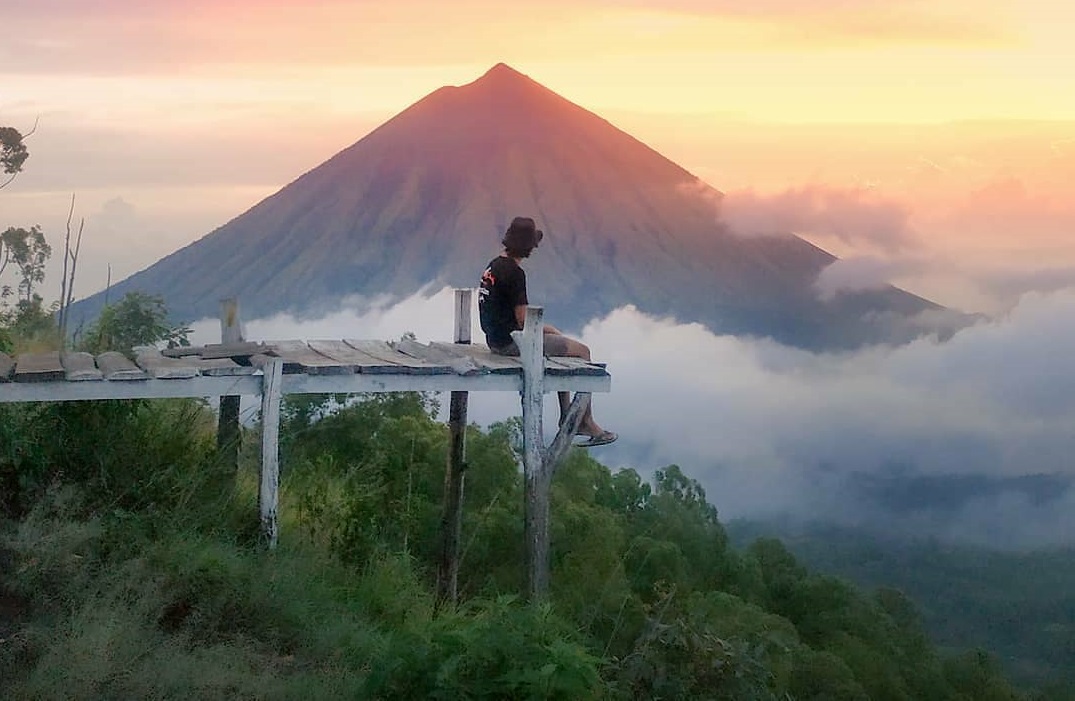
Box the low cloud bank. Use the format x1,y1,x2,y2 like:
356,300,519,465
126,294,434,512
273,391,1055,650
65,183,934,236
192,286,1075,550
719,185,918,253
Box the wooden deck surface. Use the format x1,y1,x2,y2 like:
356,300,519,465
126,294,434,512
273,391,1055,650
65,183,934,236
0,340,610,403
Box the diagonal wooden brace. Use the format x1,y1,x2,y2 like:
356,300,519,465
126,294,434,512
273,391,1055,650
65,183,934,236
544,392,591,469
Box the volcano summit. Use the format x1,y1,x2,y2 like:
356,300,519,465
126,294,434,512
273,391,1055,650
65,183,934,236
75,63,938,348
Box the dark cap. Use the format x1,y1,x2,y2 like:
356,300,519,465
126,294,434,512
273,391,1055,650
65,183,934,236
503,216,544,252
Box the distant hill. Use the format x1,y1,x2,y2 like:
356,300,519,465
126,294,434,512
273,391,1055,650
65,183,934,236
729,519,1075,689
72,63,941,349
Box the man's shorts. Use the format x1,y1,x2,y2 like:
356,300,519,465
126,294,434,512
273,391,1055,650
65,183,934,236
490,331,571,358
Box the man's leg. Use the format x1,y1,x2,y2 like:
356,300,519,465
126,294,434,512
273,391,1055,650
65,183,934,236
543,328,610,440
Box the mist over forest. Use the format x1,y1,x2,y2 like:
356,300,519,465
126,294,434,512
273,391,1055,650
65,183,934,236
184,281,1075,552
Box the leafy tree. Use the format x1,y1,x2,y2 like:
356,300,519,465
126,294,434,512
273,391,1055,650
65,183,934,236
0,225,51,310
79,291,191,354
0,125,29,188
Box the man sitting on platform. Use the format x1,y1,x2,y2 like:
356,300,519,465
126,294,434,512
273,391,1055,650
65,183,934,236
478,216,617,448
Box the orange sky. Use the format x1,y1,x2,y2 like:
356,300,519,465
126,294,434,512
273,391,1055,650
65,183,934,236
2,0,1074,313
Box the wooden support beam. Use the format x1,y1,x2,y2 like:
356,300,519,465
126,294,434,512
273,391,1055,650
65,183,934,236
546,392,591,467
217,299,243,470
0,352,13,382
259,358,283,549
518,306,552,601
437,288,472,607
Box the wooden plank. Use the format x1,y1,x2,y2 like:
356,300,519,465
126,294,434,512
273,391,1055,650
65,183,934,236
0,368,608,404
14,352,65,383
306,339,401,374
190,357,256,376
394,339,482,376
280,371,608,396
60,351,103,381
428,342,522,375
268,340,352,376
162,341,267,360
260,358,283,549
96,351,148,381
0,375,264,403
344,339,452,375
0,352,16,381
543,356,608,377
133,346,200,379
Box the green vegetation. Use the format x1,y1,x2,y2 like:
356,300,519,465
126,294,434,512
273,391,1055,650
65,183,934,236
729,521,1075,695
1,375,1032,698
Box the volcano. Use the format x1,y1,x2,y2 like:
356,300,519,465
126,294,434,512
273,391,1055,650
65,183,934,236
74,63,938,348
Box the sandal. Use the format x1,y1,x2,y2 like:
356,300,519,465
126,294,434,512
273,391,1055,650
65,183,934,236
574,430,618,448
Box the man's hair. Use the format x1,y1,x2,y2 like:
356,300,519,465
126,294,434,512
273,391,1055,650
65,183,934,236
503,216,543,258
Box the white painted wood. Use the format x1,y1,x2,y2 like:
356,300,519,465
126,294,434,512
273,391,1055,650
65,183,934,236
455,288,472,344
259,358,283,549
0,375,264,403
0,368,609,403
0,366,608,403
518,306,550,601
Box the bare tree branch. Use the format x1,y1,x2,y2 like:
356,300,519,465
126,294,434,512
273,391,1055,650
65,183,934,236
23,116,40,139
59,194,75,341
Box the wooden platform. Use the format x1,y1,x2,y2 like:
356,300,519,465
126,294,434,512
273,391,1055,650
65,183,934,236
0,339,611,403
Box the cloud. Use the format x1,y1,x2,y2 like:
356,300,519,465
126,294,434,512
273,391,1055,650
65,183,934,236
718,186,919,253
814,255,926,298
192,287,1075,550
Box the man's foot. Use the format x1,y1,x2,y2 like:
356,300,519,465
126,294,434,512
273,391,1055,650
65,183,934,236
574,430,618,448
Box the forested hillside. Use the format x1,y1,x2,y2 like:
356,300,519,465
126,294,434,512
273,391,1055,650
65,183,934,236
729,521,1075,694
0,360,1035,698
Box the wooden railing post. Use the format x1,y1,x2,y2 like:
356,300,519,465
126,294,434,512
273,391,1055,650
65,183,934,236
437,288,472,607
217,298,243,470
518,306,549,601
259,358,283,549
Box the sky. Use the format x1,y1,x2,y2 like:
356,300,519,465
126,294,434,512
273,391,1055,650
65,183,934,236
3,0,1075,546
2,0,1074,311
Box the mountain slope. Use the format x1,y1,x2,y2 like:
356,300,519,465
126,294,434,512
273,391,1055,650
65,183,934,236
73,63,938,348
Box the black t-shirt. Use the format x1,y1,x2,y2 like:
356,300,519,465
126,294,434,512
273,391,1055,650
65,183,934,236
478,256,527,348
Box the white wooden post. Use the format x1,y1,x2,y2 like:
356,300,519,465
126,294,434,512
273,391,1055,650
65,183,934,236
259,358,283,549
437,288,472,606
217,298,243,469
519,306,550,600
